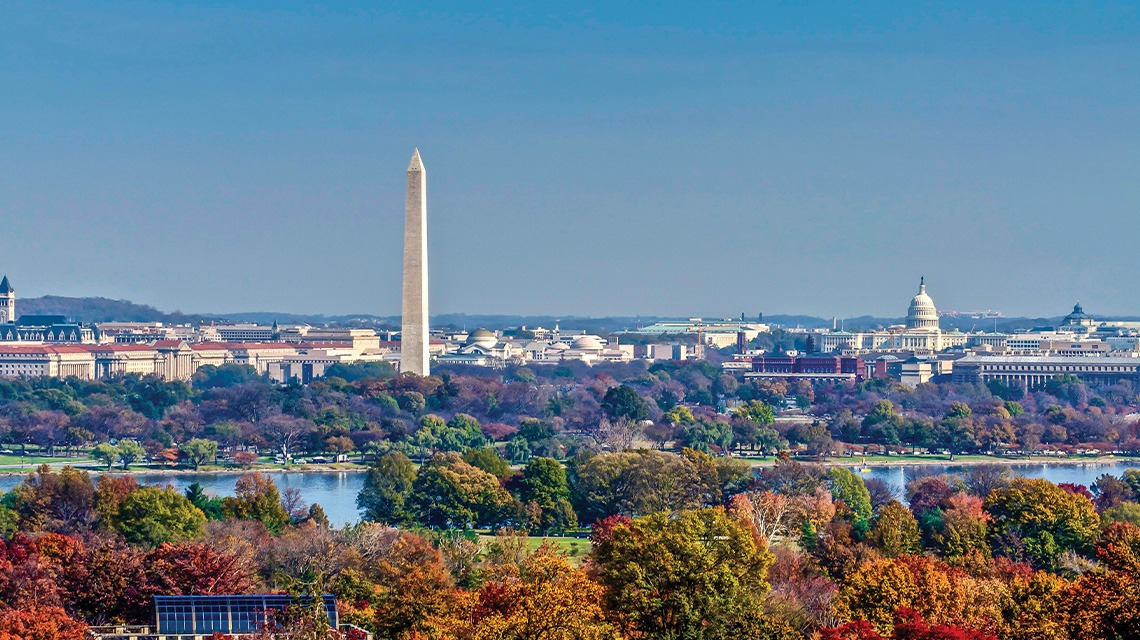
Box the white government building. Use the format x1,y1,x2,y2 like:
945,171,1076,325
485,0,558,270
817,278,968,355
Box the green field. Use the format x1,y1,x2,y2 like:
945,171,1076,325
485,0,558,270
475,534,592,566
525,535,591,556
0,454,95,467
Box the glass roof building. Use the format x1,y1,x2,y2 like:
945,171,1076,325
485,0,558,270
154,594,338,636
89,594,357,640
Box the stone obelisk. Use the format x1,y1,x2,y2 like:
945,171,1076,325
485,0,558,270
401,149,430,376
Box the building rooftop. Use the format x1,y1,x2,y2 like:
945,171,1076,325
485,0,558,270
956,354,1140,365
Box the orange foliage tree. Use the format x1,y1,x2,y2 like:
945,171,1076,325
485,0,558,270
428,545,620,640
0,606,86,640
1060,522,1140,638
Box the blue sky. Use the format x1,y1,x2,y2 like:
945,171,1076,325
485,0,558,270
2,2,1138,318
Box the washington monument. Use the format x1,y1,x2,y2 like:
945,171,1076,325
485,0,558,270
401,148,429,376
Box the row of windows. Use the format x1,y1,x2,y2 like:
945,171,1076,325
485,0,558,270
154,596,337,635
983,364,1136,373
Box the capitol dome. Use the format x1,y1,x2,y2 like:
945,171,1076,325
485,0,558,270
466,328,498,348
905,277,940,330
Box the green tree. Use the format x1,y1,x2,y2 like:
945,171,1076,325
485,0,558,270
1003,401,1024,417
517,418,554,442
184,482,224,520
323,361,395,381
115,440,146,470
0,505,16,539
570,450,709,523
676,418,733,453
866,500,921,557
828,467,872,525
446,413,486,450
519,457,577,534
505,436,532,464
592,507,774,639
192,363,259,389
601,385,650,422
462,447,514,480
357,451,418,526
111,486,206,546
663,405,695,425
411,452,519,529
733,400,775,427
862,400,903,444
178,438,219,471
91,443,118,471
985,477,1100,569
945,401,973,420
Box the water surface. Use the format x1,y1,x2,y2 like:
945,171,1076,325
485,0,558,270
2,460,1138,527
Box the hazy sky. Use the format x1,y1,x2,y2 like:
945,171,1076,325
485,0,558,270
2,2,1138,318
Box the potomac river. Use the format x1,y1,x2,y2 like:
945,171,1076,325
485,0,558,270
2,460,1138,527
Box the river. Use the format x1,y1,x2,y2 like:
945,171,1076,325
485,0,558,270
2,460,1138,527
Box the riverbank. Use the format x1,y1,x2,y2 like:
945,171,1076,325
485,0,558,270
3,452,1138,478
738,453,1140,468
0,461,371,478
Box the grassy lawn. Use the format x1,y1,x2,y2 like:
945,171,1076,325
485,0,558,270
525,535,591,557
475,534,592,566
0,454,95,467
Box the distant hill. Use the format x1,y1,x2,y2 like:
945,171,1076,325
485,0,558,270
19,296,222,324
19,295,1140,334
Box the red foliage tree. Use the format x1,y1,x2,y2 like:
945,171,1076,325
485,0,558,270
146,542,257,596
0,535,60,609
588,514,632,545
891,608,997,640
1057,483,1094,501
822,609,997,640
820,619,884,640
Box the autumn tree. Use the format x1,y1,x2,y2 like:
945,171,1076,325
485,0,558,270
835,556,1006,637
867,501,921,558
930,493,991,564
222,473,290,533
11,465,96,533
984,478,1099,568
1061,522,1140,638
146,542,257,595
411,453,519,529
728,491,794,543
0,606,86,640
364,531,463,639
432,546,620,639
591,507,773,639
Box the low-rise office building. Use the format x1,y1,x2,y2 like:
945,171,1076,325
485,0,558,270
952,354,1140,386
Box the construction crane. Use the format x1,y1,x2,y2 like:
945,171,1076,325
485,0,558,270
938,310,1004,319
